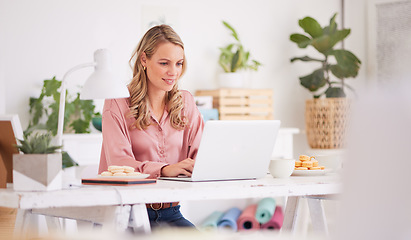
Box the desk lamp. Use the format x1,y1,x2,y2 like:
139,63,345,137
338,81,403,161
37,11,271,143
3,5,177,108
56,49,130,147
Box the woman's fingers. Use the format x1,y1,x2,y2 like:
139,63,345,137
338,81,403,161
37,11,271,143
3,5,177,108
180,169,192,177
161,158,195,177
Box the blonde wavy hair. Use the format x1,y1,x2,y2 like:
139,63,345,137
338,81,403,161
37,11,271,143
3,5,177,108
128,25,188,130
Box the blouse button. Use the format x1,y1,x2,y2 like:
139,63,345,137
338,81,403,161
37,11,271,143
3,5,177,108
160,150,164,154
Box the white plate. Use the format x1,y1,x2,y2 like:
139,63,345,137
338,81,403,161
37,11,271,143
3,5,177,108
292,169,328,176
97,174,150,179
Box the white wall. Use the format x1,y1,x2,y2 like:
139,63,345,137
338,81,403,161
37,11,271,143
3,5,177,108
0,0,368,155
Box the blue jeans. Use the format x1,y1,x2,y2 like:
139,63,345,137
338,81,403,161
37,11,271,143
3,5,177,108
147,205,195,228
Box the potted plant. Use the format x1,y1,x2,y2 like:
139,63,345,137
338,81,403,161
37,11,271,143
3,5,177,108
13,131,63,191
92,112,102,132
218,21,261,88
289,13,361,149
27,76,100,167
28,76,97,135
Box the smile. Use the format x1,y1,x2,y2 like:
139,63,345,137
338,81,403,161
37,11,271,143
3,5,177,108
163,78,175,85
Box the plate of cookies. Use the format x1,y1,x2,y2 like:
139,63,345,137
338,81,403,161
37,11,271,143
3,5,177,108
292,155,327,176
98,165,150,179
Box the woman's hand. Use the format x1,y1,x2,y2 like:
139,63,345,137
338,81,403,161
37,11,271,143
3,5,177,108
161,158,195,177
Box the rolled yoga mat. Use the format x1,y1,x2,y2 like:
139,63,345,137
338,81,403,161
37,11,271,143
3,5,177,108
217,207,242,231
201,211,224,229
255,197,276,224
236,204,260,231
261,206,284,230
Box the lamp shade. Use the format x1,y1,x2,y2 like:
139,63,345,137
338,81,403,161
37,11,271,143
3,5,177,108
80,49,130,100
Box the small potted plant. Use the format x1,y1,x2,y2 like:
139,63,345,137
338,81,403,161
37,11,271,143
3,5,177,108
218,21,261,88
289,13,361,149
13,131,63,191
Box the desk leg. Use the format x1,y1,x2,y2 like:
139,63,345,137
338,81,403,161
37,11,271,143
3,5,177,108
306,197,329,235
14,209,42,238
282,196,301,234
129,204,151,234
101,205,131,232
44,216,62,231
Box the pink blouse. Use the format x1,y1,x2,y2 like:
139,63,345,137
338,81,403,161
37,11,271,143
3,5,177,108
98,90,204,178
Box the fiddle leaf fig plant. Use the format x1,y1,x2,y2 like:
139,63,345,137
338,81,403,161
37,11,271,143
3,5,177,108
219,21,261,73
290,13,361,98
28,76,96,135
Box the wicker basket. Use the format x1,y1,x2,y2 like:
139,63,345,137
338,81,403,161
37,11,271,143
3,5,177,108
305,98,351,149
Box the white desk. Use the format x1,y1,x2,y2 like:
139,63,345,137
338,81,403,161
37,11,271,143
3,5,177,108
0,174,341,236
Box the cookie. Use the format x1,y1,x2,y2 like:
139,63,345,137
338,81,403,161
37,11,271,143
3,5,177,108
295,161,302,167
100,171,113,176
113,172,127,176
295,167,308,170
108,165,124,172
299,155,311,161
302,161,313,168
312,160,319,167
123,166,135,173
127,172,142,176
309,166,322,170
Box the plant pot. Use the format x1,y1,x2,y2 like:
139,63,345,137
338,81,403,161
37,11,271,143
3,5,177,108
92,116,102,132
218,72,245,88
12,153,62,191
305,98,351,149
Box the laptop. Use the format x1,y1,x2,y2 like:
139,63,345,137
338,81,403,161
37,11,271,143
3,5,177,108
159,120,281,182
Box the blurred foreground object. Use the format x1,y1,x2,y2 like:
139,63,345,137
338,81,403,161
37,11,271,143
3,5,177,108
336,81,411,240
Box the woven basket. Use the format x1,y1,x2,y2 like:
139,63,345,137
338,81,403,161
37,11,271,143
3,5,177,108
305,98,351,149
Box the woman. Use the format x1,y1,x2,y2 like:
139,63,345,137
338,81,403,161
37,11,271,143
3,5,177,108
98,25,204,228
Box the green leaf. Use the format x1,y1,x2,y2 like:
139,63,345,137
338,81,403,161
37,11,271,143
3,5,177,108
43,77,61,97
62,151,78,169
223,21,239,41
329,29,350,49
29,97,44,126
80,100,95,122
299,68,327,92
231,50,241,72
291,56,324,63
249,60,262,71
329,49,361,78
323,13,338,35
311,30,350,55
325,87,346,98
290,34,312,48
219,44,234,55
70,119,90,134
47,102,60,135
15,131,61,154
298,17,323,38
311,35,332,55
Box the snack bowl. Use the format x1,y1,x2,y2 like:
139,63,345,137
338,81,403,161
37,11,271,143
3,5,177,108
269,159,295,178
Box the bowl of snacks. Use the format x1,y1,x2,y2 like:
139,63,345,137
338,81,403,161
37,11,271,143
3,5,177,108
293,155,327,176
